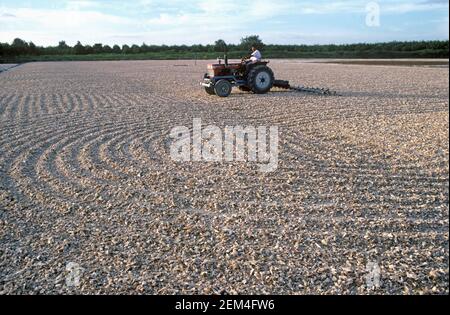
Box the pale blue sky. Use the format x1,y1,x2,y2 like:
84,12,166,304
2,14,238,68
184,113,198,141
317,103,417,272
0,0,448,46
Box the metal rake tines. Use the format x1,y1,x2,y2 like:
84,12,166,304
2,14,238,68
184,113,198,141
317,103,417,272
290,85,339,96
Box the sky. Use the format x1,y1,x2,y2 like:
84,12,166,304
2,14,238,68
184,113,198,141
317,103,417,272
0,0,448,46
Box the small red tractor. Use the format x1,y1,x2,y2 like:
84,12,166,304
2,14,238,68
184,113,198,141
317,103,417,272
200,56,337,97
200,56,283,97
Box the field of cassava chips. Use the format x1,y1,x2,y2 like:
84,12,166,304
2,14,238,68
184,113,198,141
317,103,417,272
0,60,448,295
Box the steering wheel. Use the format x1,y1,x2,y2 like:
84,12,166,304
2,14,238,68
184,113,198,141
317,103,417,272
241,55,250,63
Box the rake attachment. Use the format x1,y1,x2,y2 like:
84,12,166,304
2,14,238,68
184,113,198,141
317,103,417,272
273,80,340,96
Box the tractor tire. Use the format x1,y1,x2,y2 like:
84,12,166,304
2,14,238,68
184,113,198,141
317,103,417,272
204,86,216,95
214,80,232,97
247,65,274,94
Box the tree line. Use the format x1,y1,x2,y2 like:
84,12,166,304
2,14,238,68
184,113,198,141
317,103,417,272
1,35,448,59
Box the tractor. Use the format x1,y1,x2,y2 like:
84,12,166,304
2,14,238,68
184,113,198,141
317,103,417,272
200,56,276,97
200,56,338,97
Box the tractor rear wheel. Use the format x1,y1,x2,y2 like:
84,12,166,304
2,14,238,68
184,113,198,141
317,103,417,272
204,86,215,95
247,65,274,94
214,80,232,97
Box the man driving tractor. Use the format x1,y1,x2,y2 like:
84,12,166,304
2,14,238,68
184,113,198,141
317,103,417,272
247,46,262,64
250,46,262,62
201,44,337,97
201,46,274,97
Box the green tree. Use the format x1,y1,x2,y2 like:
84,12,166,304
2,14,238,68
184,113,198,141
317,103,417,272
240,35,264,51
29,42,39,55
57,41,70,54
11,38,29,55
131,44,140,54
122,44,130,54
191,44,205,52
73,41,85,55
103,45,113,53
112,45,121,54
84,45,94,54
214,39,227,53
1,43,11,56
12,38,28,48
58,41,68,48
92,43,103,54
141,43,149,53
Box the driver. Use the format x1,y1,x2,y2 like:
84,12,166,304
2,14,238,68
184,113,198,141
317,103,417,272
249,46,262,63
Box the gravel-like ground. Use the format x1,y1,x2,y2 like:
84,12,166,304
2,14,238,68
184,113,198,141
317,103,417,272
0,64,18,73
0,60,448,295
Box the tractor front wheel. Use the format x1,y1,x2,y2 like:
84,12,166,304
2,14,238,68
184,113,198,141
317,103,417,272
204,86,215,95
214,80,232,97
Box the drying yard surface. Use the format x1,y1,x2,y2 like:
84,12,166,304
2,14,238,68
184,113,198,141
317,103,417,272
0,60,448,294
0,64,18,73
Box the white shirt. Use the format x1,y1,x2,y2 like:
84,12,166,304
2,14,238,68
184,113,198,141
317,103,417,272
251,50,262,61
